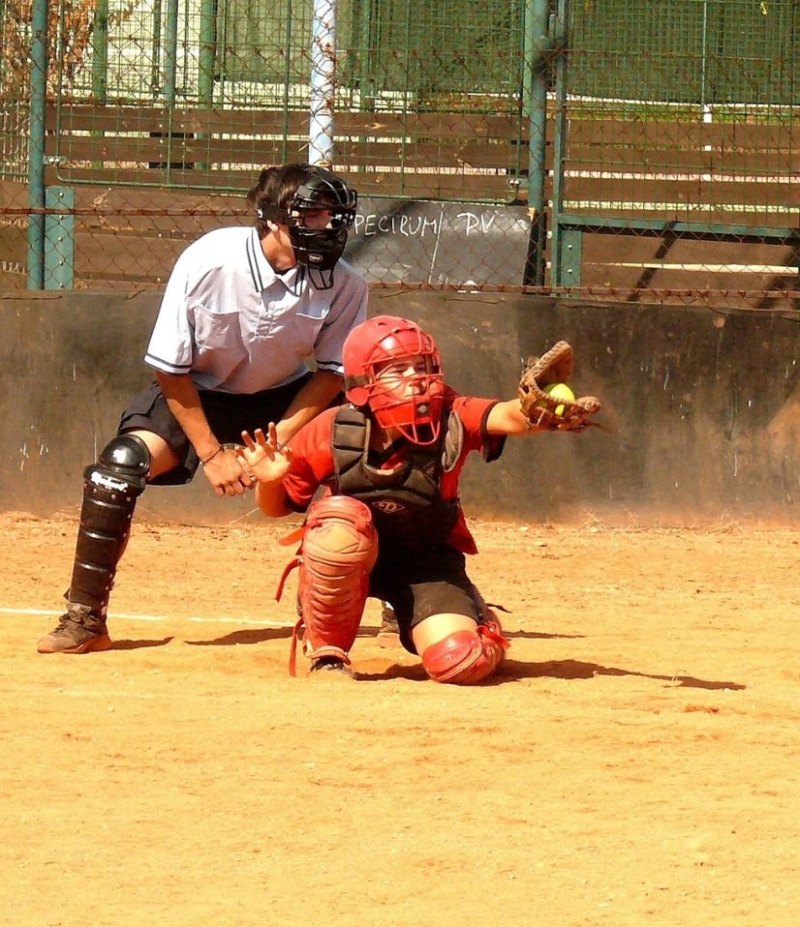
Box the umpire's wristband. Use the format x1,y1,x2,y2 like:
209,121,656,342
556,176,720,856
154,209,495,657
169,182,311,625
200,445,223,465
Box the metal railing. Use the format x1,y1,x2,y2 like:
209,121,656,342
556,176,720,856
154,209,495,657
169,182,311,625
0,0,796,308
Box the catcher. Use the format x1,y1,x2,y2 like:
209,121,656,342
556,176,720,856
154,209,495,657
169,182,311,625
239,315,601,684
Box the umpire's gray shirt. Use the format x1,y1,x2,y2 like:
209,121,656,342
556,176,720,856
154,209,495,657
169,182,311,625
144,226,368,394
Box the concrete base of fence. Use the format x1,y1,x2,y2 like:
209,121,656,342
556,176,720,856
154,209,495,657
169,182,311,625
2,289,799,525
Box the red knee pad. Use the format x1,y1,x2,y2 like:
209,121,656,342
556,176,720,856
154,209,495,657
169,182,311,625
293,496,378,671
421,623,509,685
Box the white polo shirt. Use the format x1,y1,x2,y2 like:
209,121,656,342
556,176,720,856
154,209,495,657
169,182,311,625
144,226,368,394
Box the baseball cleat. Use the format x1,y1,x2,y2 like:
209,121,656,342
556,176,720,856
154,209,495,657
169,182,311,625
309,655,355,677
377,602,400,647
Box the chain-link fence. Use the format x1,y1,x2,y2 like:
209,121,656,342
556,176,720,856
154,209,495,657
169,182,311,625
553,0,799,307
1,0,798,306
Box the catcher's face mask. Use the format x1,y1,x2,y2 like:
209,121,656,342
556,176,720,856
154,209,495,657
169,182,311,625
343,315,446,445
257,167,357,289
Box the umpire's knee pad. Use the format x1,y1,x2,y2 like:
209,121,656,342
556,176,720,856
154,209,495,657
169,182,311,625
421,624,509,685
86,433,150,496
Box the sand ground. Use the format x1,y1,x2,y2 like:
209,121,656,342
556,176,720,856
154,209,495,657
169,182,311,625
1,510,799,926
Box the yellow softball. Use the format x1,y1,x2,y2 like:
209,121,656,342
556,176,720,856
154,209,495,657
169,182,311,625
544,382,575,416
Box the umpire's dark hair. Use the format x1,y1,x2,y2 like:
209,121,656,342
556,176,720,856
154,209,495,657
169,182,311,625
247,163,313,238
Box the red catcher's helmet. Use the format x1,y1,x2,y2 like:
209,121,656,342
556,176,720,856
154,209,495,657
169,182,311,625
343,315,446,445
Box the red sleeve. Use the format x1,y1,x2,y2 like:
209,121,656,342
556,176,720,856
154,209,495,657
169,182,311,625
439,393,505,556
451,394,506,462
281,408,337,512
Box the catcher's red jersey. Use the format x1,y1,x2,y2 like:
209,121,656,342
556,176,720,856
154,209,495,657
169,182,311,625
283,390,503,554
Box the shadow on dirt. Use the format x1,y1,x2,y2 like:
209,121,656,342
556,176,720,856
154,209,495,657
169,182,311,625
111,637,174,650
499,658,746,690
503,630,585,640
357,658,745,690
184,627,293,646
147,625,579,649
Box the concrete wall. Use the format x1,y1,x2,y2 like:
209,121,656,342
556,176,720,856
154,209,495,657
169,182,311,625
2,289,799,524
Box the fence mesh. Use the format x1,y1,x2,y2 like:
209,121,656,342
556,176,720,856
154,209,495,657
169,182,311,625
554,0,798,305
0,0,797,306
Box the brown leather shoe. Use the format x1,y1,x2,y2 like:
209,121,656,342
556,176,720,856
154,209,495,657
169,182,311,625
37,604,112,654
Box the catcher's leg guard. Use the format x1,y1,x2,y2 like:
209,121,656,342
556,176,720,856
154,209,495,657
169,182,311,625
68,434,149,613
292,496,378,673
421,622,509,685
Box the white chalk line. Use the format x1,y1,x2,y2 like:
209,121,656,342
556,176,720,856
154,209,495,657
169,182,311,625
0,606,293,628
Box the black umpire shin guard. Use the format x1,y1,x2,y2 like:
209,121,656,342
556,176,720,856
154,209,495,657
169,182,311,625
67,434,150,618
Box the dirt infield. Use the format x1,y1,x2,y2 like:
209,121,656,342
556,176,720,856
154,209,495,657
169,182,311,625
2,510,799,927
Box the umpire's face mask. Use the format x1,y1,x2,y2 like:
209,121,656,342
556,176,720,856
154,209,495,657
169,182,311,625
257,170,357,289
287,218,351,290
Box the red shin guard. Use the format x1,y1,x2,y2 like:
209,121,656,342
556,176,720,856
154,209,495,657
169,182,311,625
286,496,378,673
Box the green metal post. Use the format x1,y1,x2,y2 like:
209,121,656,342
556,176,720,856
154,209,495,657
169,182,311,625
357,0,377,112
197,0,216,170
549,0,571,286
164,0,179,105
44,186,75,290
90,0,109,176
522,0,550,286
92,0,109,101
198,0,216,106
162,0,179,175
27,0,48,289
151,0,163,99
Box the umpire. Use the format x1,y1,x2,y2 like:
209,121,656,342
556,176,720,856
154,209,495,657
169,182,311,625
38,162,367,654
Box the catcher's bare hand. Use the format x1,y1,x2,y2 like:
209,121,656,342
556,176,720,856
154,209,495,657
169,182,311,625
518,340,602,432
240,423,293,484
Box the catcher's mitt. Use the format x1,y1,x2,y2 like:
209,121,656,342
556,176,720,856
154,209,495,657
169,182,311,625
518,341,601,431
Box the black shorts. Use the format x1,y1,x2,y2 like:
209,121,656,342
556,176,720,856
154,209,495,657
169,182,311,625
117,375,312,486
369,545,480,654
